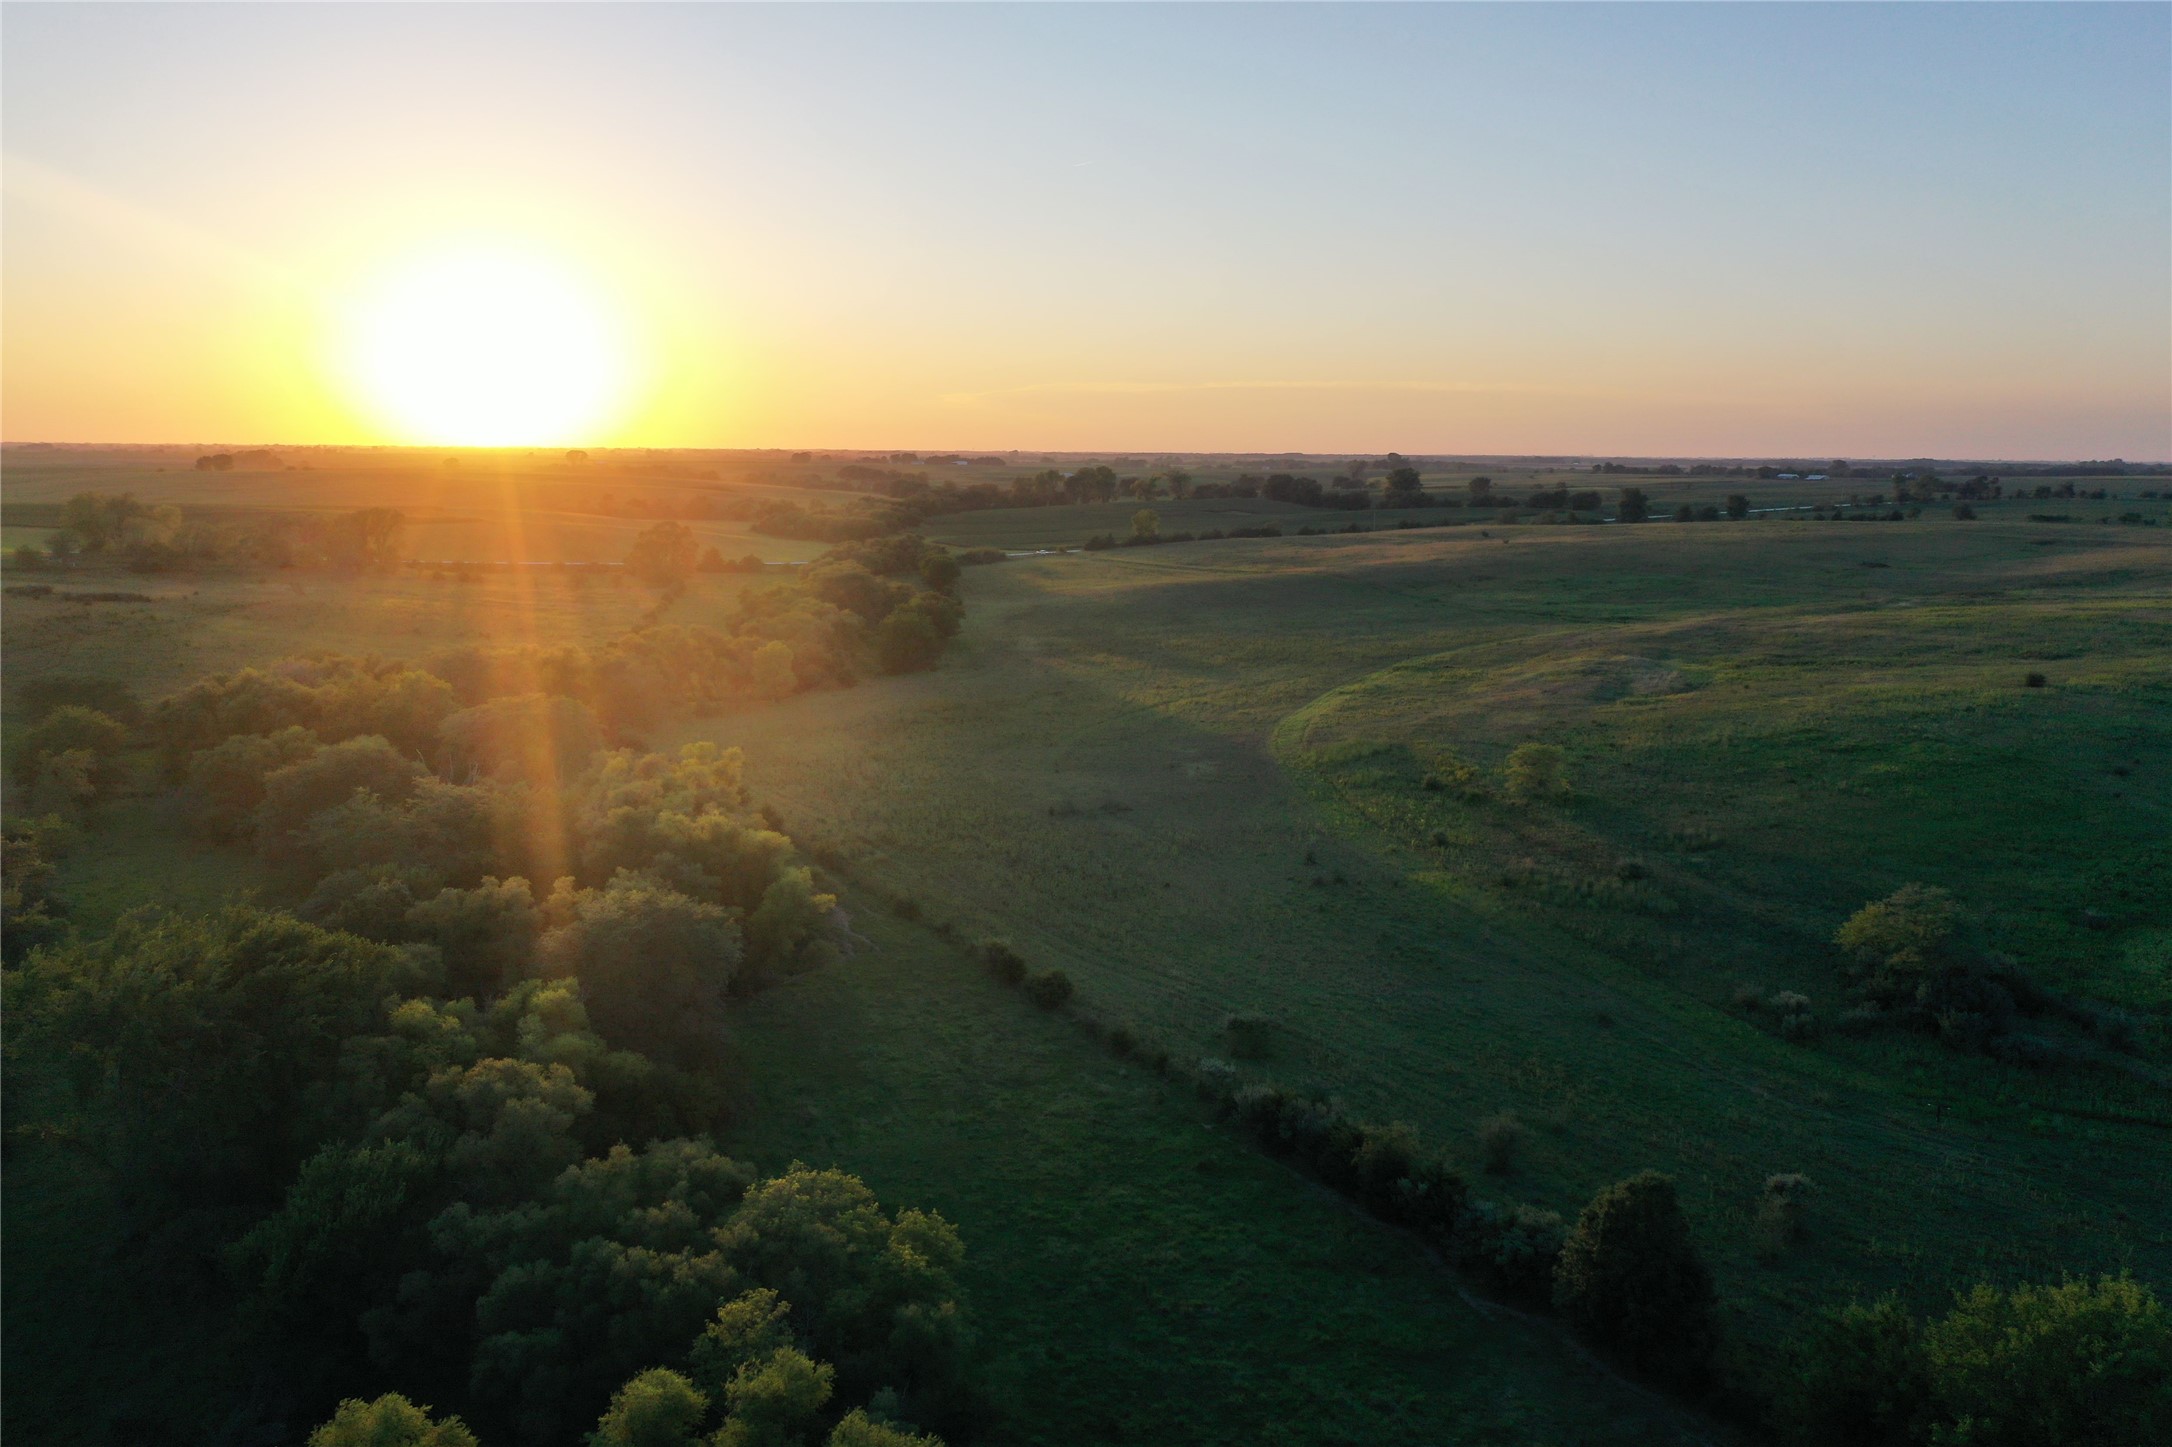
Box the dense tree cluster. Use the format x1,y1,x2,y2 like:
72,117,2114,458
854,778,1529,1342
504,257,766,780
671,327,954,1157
1776,1275,2169,1446
7,630,975,1442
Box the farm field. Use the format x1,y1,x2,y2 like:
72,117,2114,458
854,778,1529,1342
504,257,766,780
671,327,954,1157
679,518,2171,1350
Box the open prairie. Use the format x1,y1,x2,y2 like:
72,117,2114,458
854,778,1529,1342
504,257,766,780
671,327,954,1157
9,497,2165,1444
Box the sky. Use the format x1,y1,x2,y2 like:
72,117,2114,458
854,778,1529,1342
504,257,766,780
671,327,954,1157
4,2,2167,459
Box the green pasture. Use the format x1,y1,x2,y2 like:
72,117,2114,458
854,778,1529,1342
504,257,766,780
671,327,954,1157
681,519,2171,1349
726,901,1704,1446
5,500,2167,1442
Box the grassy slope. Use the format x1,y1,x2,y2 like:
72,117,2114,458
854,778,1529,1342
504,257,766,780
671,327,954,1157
725,901,1705,1447
684,520,2172,1351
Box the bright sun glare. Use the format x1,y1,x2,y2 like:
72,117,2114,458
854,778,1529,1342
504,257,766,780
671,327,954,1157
341,245,632,447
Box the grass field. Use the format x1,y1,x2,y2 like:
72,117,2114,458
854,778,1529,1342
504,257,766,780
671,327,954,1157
676,518,2171,1352
5,491,2167,1443
726,902,1705,1446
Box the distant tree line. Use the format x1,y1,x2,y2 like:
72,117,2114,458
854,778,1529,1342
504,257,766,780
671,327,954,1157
12,491,407,574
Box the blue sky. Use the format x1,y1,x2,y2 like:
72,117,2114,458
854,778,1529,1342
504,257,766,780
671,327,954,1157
6,3,2167,456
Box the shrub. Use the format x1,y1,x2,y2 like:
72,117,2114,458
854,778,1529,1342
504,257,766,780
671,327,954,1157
1836,1003,1886,1034
1457,1200,1566,1304
1022,969,1074,1010
979,938,1026,986
1224,1012,1274,1060
1105,1023,1136,1058
1554,1171,1720,1388
1732,983,1767,1011
1195,1056,1240,1101
1770,991,1819,1042
1501,743,1570,803
2025,671,2047,688
1348,1120,1423,1210
1756,1173,1815,1257
1476,1112,1526,1174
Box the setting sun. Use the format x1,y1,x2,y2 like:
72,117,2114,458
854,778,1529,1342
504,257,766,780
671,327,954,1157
338,244,632,447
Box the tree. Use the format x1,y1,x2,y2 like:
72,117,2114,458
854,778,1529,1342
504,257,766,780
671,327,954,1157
538,875,741,1054
307,1395,479,1447
186,725,323,838
1130,509,1159,542
1778,1296,1930,1446
256,735,426,847
1923,1275,2170,1446
919,552,961,593
10,705,129,793
438,693,605,789
405,875,544,998
1468,476,1494,504
324,508,407,570
1618,487,1650,523
1553,1171,1719,1388
752,641,799,701
1836,884,1961,963
1384,466,1425,503
2,816,70,965
876,611,943,675
316,668,457,754
828,1410,946,1447
691,1290,798,1399
1160,469,1194,500
592,1368,710,1447
1725,494,1750,520
745,866,838,983
714,1349,834,1447
628,521,700,599
1502,743,1569,803
1834,884,1965,1003
233,1139,436,1324
57,491,148,553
